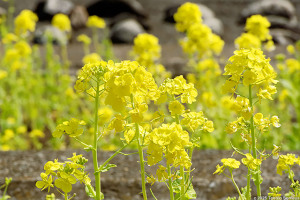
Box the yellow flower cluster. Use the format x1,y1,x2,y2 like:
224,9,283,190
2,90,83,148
245,15,271,41
276,154,300,175
51,14,71,32
235,15,274,51
86,15,106,29
174,2,202,32
77,34,91,45
36,154,91,193
52,118,86,138
146,123,192,169
74,61,108,92
82,53,101,64
242,153,262,170
225,117,245,134
214,158,240,175
132,33,161,66
174,2,224,58
14,10,38,36
253,113,281,132
231,96,252,120
181,111,214,132
223,48,278,100
158,75,197,104
180,23,224,58
104,60,159,113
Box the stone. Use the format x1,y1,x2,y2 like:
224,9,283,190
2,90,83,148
44,0,74,15
110,18,145,43
34,0,74,21
270,29,300,45
239,0,297,24
87,0,148,19
0,7,6,16
33,24,68,45
70,5,89,30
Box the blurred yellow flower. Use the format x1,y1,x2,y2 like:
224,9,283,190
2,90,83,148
86,15,106,29
52,14,71,31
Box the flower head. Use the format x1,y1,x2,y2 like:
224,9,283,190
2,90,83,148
52,14,71,31
86,16,106,28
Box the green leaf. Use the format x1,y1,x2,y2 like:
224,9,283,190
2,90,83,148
185,183,196,199
98,164,117,173
85,184,96,198
54,178,72,193
84,145,94,152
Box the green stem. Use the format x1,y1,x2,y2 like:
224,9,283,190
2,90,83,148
180,166,185,200
92,28,100,54
249,85,261,197
100,143,129,170
93,80,101,200
167,164,175,200
230,170,243,199
135,123,147,200
65,193,68,200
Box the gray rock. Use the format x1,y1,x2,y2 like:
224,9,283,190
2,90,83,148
70,5,89,30
239,0,297,24
33,24,68,45
270,28,300,45
110,18,145,43
0,7,6,16
44,0,74,15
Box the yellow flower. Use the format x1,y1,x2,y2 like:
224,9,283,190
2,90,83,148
276,154,298,175
14,9,38,35
108,114,125,132
132,33,161,66
156,165,168,182
52,14,71,31
98,107,113,126
2,33,18,44
245,15,271,41
287,44,295,55
168,100,185,116
213,164,225,175
86,15,106,28
52,118,86,138
30,129,45,138
0,70,8,80
242,153,262,170
82,53,101,64
221,158,240,169
235,33,261,49
174,2,202,32
36,173,54,192
77,34,91,45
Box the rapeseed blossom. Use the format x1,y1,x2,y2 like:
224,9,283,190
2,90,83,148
158,75,197,104
86,15,106,29
14,9,38,35
242,153,262,170
146,123,192,169
223,48,278,100
52,118,86,138
104,60,159,113
77,34,91,45
276,154,300,175
245,15,271,41
51,14,71,32
174,2,202,32
214,158,240,175
132,33,161,66
181,111,214,132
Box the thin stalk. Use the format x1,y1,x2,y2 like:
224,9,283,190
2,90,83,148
135,123,148,200
249,85,261,197
167,164,175,200
92,28,100,54
179,166,185,200
230,170,243,199
93,80,101,200
100,143,129,169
